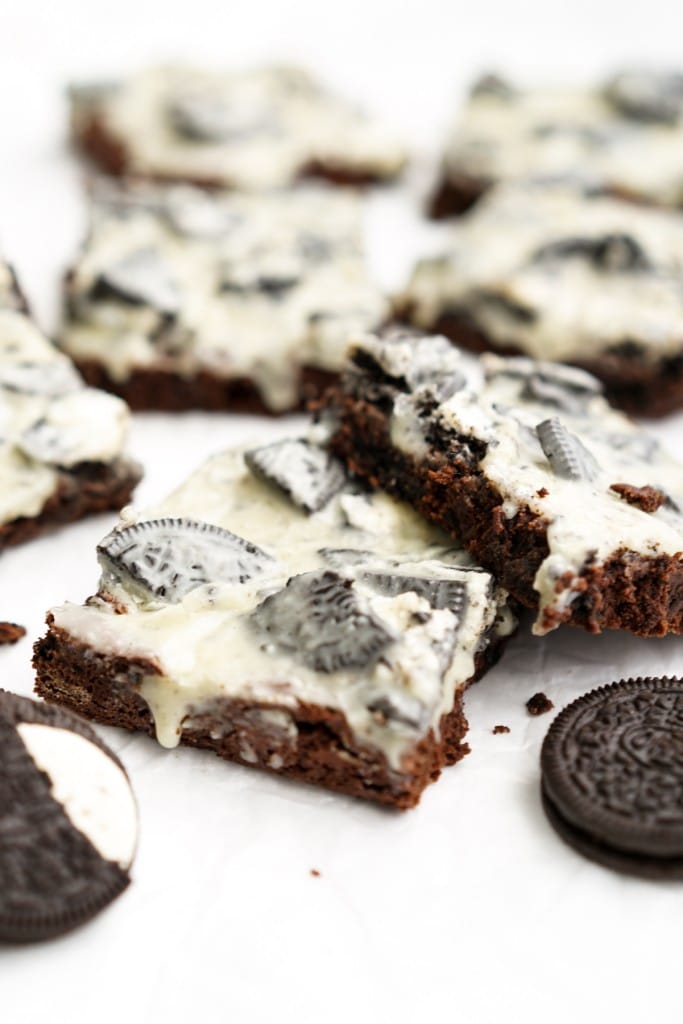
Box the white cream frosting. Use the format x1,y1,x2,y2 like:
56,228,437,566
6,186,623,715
62,181,389,411
71,65,406,189
403,180,683,364
442,72,683,205
17,722,138,869
349,332,683,635
0,289,133,526
49,441,514,771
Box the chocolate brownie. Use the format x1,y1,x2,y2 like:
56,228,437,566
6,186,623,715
0,690,137,941
69,66,406,190
401,180,683,417
541,678,683,878
60,179,388,413
430,70,683,218
33,435,516,809
325,330,683,637
0,260,140,553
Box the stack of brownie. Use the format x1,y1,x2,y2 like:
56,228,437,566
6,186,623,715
5,61,683,826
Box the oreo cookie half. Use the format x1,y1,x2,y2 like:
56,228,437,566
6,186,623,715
0,691,138,942
541,678,683,879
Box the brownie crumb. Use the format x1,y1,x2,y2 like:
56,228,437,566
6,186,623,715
310,869,321,878
492,724,510,734
536,487,549,498
526,692,554,716
0,622,26,645
610,483,666,513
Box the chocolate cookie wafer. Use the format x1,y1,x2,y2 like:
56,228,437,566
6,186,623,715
0,691,138,942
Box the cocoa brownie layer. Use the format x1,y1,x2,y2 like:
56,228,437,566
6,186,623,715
75,359,338,415
325,332,683,637
34,623,507,810
0,459,141,555
409,308,683,419
33,439,515,808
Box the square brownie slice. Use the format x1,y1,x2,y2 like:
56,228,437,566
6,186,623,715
0,259,140,553
401,179,683,416
61,180,389,413
69,65,406,189
325,330,683,637
33,435,515,809
430,70,683,218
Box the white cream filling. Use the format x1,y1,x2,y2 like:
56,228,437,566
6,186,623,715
62,183,389,411
17,722,138,869
403,181,683,364
49,445,512,770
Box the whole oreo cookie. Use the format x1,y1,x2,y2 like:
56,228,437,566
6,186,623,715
0,690,138,942
541,678,683,878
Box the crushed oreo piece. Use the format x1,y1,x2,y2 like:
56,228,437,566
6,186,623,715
250,570,395,673
91,248,180,316
532,233,650,272
98,517,275,603
318,548,373,569
470,73,516,100
605,70,683,124
0,361,81,397
366,692,427,730
360,567,468,616
245,439,347,514
536,417,600,481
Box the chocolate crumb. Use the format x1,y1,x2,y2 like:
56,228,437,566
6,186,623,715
526,692,554,716
492,724,510,734
0,622,26,645
610,483,666,513
536,487,549,498
310,869,321,878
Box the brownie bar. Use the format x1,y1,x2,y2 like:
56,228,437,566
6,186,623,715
33,437,515,808
431,70,683,219
0,264,140,549
69,66,406,190
325,331,683,637
61,180,388,414
403,180,683,416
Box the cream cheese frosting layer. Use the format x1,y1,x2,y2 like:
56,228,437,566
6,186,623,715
403,180,683,364
0,273,132,526
348,331,683,634
442,70,683,206
70,65,407,189
49,437,514,770
62,180,389,411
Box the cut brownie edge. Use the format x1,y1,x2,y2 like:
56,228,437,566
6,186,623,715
74,359,339,415
33,621,508,810
326,388,683,637
0,459,141,555
396,306,683,418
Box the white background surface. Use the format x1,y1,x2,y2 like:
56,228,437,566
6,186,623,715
2,2,683,1022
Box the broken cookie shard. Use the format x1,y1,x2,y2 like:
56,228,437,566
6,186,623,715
244,439,346,514
34,437,515,809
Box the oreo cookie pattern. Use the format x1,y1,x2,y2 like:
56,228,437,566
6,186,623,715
0,691,137,942
34,435,516,809
541,679,683,878
400,180,683,416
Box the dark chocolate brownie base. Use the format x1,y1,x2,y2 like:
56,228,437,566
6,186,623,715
73,115,399,189
428,170,490,219
0,459,141,555
325,384,683,636
73,359,339,414
397,306,683,419
33,621,507,809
